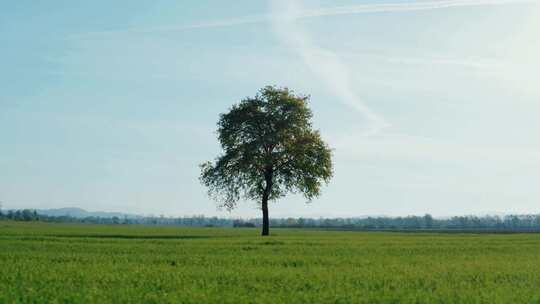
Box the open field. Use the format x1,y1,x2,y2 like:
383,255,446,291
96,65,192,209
1,222,540,303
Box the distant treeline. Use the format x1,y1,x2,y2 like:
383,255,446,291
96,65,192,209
2,209,540,231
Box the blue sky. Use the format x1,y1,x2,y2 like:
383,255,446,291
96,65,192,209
2,0,540,217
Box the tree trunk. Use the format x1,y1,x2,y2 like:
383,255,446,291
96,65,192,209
261,193,269,236
261,167,273,236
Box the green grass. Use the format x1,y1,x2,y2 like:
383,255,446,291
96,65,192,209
1,221,540,303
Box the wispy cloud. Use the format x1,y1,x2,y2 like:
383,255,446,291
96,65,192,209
263,0,536,135
332,131,540,164
74,0,538,135
270,0,390,135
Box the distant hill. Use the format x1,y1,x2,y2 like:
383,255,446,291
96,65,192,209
36,207,140,219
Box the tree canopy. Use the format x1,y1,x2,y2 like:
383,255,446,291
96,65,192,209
200,86,333,235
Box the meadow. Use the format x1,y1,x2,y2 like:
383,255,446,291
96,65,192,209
1,221,540,303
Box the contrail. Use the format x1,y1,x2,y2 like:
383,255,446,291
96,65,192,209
292,0,537,19
80,0,537,36
176,0,538,30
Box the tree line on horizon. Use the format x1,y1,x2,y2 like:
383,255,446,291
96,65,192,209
3,209,540,231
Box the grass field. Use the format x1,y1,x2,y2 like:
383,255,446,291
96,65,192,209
1,221,540,303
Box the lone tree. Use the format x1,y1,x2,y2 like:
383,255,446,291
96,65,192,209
200,86,333,236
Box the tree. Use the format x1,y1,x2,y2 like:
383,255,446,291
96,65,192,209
200,86,333,236
21,209,35,221
423,214,434,229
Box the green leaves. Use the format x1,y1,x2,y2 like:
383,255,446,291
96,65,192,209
200,86,333,209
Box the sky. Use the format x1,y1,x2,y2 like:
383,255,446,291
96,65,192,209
1,0,540,218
